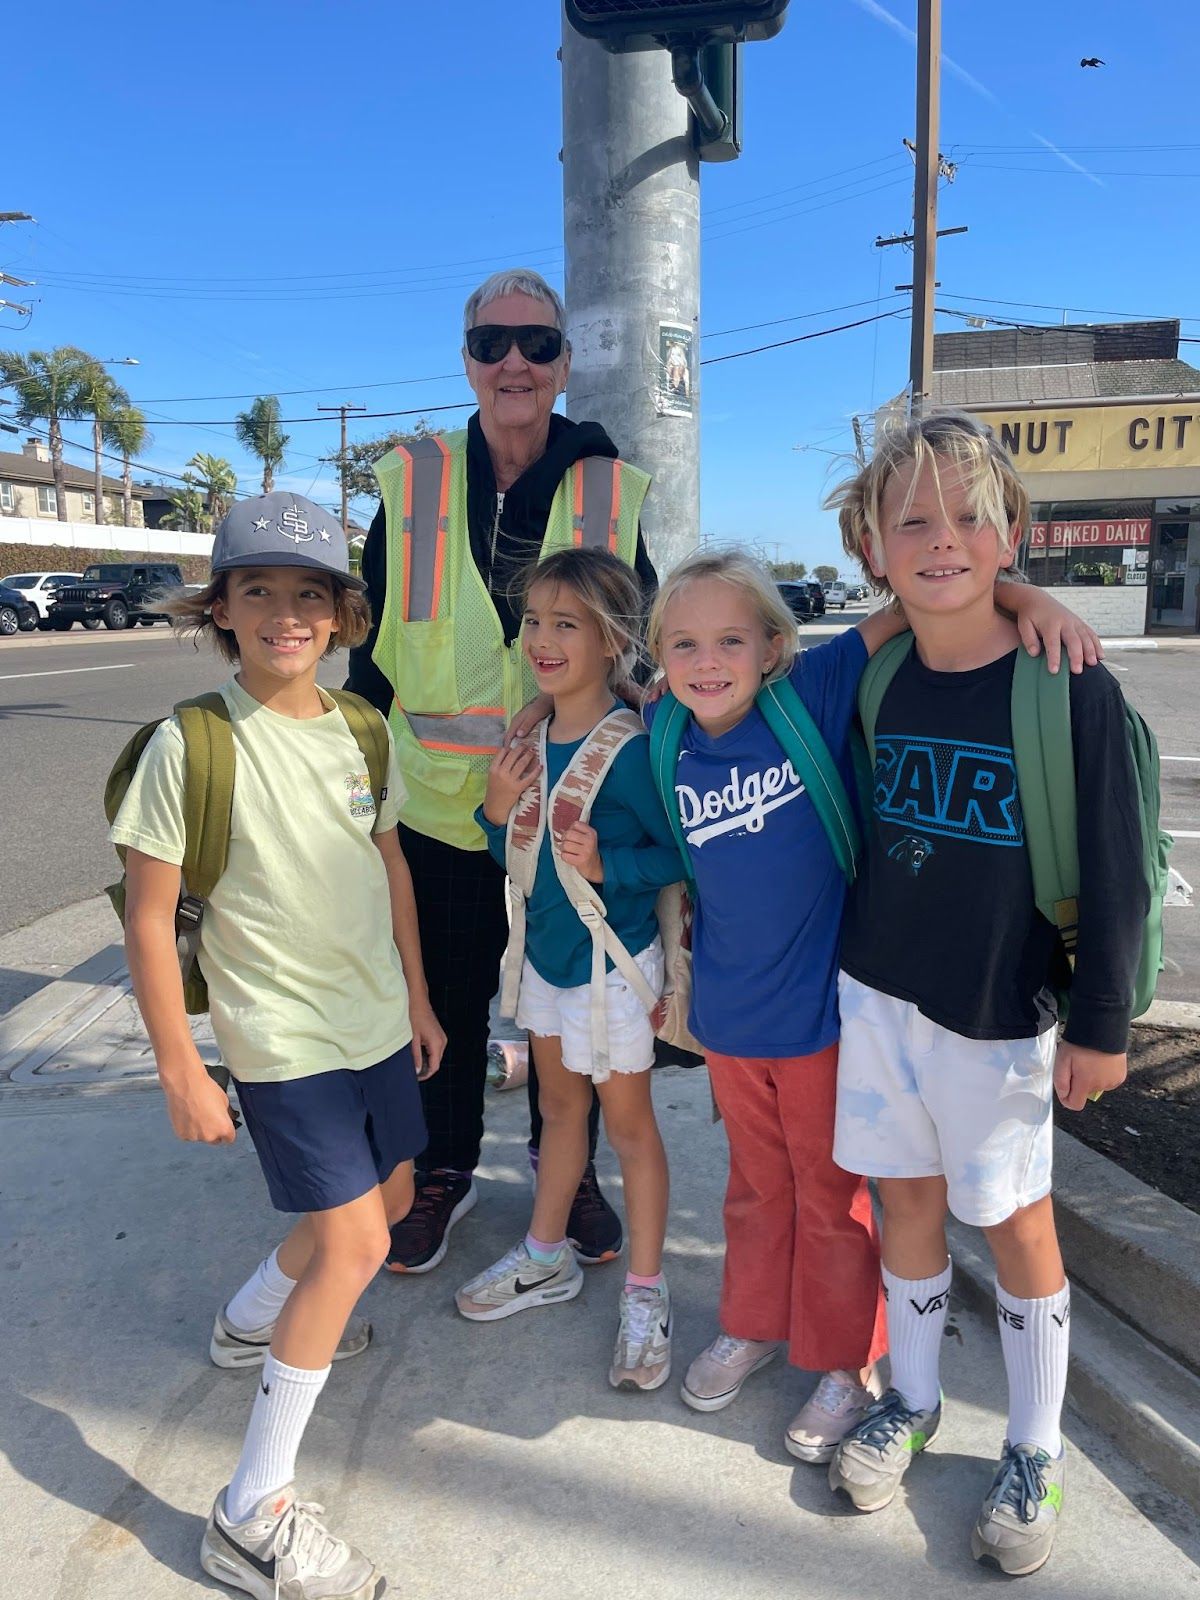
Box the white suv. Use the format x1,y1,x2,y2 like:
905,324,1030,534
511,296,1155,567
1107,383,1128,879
5,571,85,623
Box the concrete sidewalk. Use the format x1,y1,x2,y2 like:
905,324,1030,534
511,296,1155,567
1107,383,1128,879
2,953,1199,1597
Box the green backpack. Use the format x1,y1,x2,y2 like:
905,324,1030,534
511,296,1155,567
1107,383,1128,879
857,633,1171,1020
648,676,863,888
104,688,391,1014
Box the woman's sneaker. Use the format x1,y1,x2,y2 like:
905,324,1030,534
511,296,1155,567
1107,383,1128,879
610,1282,672,1391
455,1241,583,1322
200,1485,384,1600
971,1442,1065,1576
785,1368,882,1464
828,1387,941,1511
209,1307,371,1370
680,1333,781,1413
385,1171,476,1274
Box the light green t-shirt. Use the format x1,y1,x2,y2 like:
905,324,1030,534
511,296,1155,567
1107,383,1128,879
109,677,412,1083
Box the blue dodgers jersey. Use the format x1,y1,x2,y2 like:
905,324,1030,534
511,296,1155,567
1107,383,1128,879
667,630,867,1058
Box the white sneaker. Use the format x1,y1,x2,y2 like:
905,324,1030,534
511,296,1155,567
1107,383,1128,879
200,1485,384,1600
610,1282,672,1391
680,1332,781,1413
210,1305,371,1370
455,1240,583,1322
784,1367,882,1463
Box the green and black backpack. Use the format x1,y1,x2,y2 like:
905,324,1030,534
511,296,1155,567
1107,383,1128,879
857,632,1172,1020
104,689,390,1014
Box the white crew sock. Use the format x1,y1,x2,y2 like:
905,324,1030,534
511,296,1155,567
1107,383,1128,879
882,1258,952,1412
996,1279,1070,1457
225,1248,297,1333
225,1354,330,1523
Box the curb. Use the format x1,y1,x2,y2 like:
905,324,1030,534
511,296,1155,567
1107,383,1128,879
947,1219,1200,1517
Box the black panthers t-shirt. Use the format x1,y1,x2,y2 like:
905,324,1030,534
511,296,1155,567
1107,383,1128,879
841,649,1146,1054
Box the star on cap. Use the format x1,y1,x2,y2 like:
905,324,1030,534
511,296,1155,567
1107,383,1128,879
318,528,331,542
252,516,271,532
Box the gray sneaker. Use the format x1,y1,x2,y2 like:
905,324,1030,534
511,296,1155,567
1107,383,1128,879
971,1441,1065,1576
210,1305,372,1370
828,1386,941,1512
200,1485,384,1599
680,1332,781,1413
455,1240,583,1322
610,1282,672,1391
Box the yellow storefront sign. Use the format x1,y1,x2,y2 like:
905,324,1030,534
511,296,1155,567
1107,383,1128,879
975,404,1200,473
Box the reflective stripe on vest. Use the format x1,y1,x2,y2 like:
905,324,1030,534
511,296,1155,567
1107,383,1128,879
397,706,507,756
572,457,622,551
399,434,452,622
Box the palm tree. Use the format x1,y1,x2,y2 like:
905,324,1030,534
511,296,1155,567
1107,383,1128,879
162,472,206,532
234,395,289,493
0,346,94,521
81,363,130,525
187,452,237,530
104,405,153,528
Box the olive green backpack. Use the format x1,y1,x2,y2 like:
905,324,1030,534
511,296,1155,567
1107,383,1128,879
104,689,390,1014
857,633,1171,1020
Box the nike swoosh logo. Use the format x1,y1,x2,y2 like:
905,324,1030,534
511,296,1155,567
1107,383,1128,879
260,1381,270,1396
215,1520,276,1581
660,1316,671,1338
513,1273,559,1294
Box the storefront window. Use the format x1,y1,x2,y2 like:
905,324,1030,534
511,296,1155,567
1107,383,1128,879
1150,498,1200,629
1020,499,1153,589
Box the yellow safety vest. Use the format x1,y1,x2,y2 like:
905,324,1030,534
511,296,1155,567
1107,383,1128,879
371,429,650,850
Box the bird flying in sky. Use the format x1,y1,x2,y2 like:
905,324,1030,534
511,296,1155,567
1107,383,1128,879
1080,57,1105,68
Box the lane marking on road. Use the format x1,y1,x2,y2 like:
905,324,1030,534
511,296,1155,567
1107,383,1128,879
1163,756,1200,762
0,663,136,682
1167,830,1200,839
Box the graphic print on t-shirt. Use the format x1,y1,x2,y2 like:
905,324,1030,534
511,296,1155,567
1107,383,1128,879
676,758,806,847
874,734,1023,848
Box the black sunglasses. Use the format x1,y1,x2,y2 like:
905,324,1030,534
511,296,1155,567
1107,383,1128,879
466,324,565,365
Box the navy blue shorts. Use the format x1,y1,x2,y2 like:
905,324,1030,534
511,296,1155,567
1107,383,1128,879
233,1045,427,1215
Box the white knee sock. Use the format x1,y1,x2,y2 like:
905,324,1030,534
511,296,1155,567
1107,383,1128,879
225,1355,330,1523
225,1248,296,1333
882,1258,952,1412
996,1279,1070,1457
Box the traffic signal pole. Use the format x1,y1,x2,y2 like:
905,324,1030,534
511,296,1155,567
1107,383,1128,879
561,21,701,574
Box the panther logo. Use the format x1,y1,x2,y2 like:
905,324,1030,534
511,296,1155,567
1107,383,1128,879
887,834,935,876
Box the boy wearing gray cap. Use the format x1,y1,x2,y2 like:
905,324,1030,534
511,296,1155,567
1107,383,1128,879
110,493,445,1600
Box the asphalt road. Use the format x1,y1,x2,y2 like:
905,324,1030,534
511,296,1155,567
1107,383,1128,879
1,623,1195,999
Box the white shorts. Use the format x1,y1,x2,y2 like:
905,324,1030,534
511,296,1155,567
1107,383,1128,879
515,939,664,1080
833,972,1057,1227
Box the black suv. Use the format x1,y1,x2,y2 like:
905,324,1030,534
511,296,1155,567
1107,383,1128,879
0,582,38,636
777,580,827,623
47,562,186,631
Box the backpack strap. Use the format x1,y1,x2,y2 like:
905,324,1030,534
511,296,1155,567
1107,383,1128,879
328,688,390,820
173,692,236,997
757,676,861,882
500,717,552,1025
647,692,697,892
1010,650,1080,955
856,631,915,765
548,709,661,1079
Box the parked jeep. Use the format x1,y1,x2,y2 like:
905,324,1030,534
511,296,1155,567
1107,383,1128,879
46,562,189,631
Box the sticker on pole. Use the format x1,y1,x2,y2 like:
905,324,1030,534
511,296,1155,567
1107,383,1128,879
656,322,694,418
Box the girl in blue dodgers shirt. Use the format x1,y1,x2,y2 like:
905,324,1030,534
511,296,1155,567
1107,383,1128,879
455,546,683,1392
643,547,1099,1466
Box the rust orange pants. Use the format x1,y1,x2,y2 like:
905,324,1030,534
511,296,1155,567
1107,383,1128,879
706,1043,888,1372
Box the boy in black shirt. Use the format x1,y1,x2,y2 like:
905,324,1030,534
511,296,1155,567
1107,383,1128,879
824,413,1147,1575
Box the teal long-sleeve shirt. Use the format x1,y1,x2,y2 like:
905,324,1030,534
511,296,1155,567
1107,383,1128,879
476,722,682,991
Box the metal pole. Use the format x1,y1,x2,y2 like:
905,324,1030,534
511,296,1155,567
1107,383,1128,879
909,0,941,417
561,14,701,574
318,403,365,531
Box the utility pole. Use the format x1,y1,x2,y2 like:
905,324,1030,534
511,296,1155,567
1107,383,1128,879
318,402,366,533
909,0,941,417
561,25,700,574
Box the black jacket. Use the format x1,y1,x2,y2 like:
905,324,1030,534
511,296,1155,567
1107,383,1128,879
346,411,658,715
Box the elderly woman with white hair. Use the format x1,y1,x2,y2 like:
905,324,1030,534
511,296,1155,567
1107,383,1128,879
348,267,657,1274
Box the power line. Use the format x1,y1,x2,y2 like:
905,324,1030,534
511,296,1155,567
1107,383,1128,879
936,292,1200,323
699,310,908,367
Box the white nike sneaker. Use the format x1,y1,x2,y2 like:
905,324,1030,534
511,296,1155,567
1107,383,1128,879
610,1281,672,1391
455,1240,583,1322
200,1485,384,1599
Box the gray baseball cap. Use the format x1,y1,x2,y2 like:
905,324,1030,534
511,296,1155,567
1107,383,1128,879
210,492,365,590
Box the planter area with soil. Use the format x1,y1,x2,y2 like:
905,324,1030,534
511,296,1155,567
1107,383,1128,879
1058,1023,1200,1216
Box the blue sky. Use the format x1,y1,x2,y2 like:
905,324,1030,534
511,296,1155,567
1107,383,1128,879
3,0,1195,572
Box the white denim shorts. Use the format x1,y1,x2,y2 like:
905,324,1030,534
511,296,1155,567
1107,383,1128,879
833,972,1057,1227
515,938,664,1080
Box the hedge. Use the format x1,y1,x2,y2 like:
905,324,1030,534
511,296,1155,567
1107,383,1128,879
0,543,211,585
